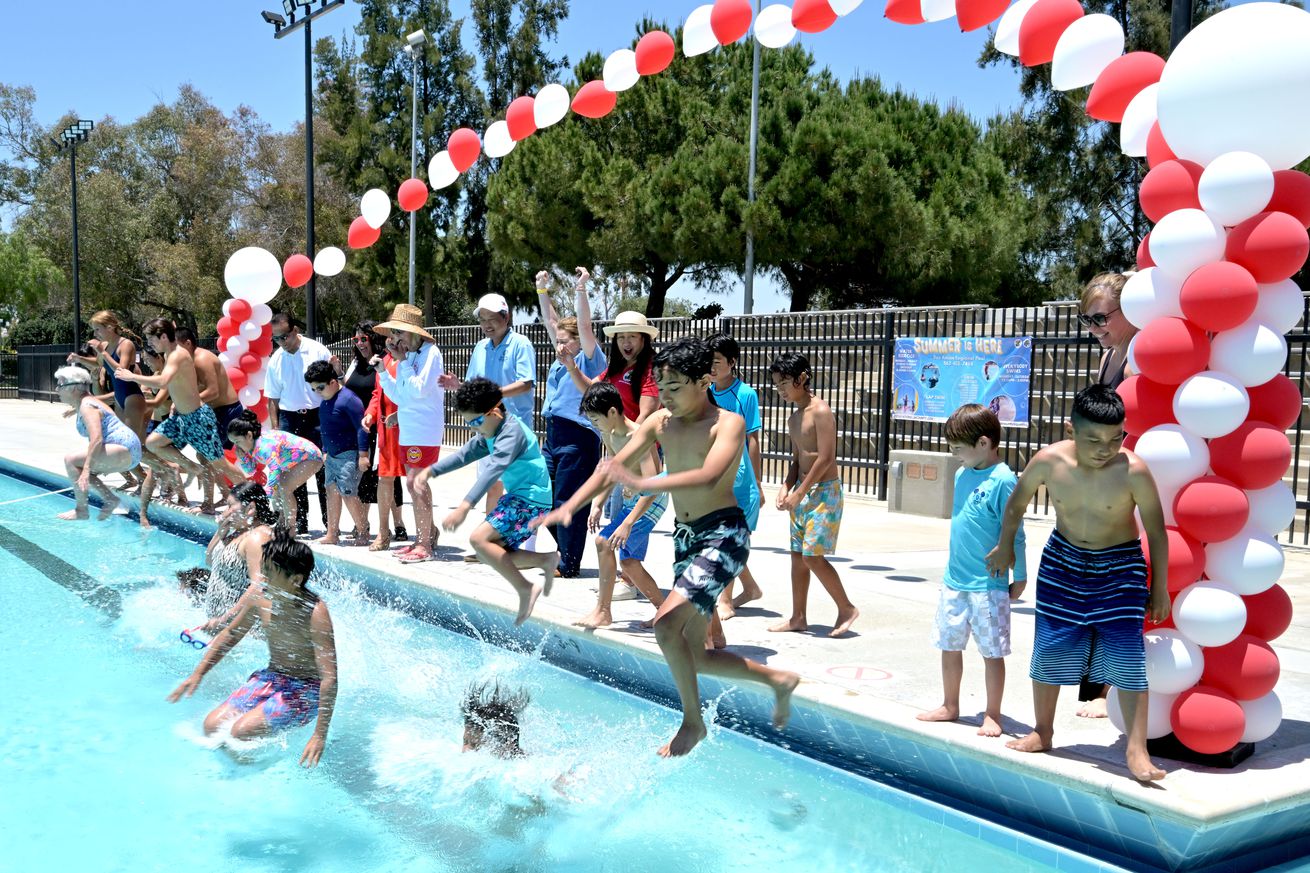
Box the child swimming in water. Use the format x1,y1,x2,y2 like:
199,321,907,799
462,680,530,759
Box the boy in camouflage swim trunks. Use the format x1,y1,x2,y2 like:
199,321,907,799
601,337,800,758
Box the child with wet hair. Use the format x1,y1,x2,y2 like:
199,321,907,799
461,680,530,758
175,567,210,605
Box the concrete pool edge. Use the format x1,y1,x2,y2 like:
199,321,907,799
2,457,1306,873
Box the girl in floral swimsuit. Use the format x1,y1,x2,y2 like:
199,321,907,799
226,410,324,533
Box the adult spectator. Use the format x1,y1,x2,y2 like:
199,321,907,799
535,267,606,578
264,312,334,535
592,312,660,424
344,320,406,547
176,326,243,513
375,304,445,564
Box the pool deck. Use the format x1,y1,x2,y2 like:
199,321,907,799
4,398,1309,872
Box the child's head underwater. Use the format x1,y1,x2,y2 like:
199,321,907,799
461,680,530,758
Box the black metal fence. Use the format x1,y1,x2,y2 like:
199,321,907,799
0,350,16,399
17,344,74,402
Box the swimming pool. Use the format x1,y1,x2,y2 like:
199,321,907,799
0,472,1100,872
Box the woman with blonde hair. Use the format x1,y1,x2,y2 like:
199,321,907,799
68,311,152,490
1078,272,1137,389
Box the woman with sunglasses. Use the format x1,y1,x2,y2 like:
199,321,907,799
198,480,279,634
345,321,407,549
1079,272,1135,389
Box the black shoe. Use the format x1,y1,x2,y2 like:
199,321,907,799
393,524,408,541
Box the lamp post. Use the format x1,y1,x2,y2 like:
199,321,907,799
55,120,94,351
404,29,427,309
742,0,762,315
261,0,344,340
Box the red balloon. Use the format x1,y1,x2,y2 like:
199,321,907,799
885,0,926,24
1171,687,1246,755
1162,526,1205,593
506,96,537,141
1178,261,1258,332
260,323,273,339
711,0,753,44
1018,0,1084,67
1201,634,1280,701
1267,170,1310,229
1118,375,1178,436
1139,160,1203,223
792,0,838,32
571,80,617,119
1131,317,1210,386
249,337,273,359
397,178,428,212
226,367,248,392
1247,375,1302,431
1123,433,1139,452
1242,584,1293,642
282,254,313,289
956,0,1010,31
1136,232,1155,269
447,128,482,173
1146,122,1177,169
1208,421,1292,490
252,396,270,423
1225,211,1310,284
1173,476,1250,543
1085,52,1166,123
227,299,253,324
347,216,381,250
634,31,676,75
216,316,238,339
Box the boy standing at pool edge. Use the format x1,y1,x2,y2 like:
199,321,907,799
918,403,1025,737
988,384,1169,782
594,337,800,757
168,528,338,768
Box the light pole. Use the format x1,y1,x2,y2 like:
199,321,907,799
404,29,427,309
743,0,762,315
261,0,344,339
55,119,94,350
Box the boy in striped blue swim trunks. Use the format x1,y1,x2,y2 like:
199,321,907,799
987,384,1171,782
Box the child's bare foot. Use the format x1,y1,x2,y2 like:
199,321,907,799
916,704,959,723
57,508,89,521
771,673,801,729
1006,730,1052,753
732,582,762,609
1077,698,1109,718
572,607,613,628
979,714,1003,737
717,599,737,620
658,719,708,757
318,533,340,545
768,616,808,633
829,606,859,637
97,493,121,521
139,515,152,530
1127,747,1167,782
515,581,544,626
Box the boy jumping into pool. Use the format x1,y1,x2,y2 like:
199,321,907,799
167,528,338,768
582,336,800,757
987,384,1170,782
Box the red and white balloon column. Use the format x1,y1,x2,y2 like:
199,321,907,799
219,247,283,423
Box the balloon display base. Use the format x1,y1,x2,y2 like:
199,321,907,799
1147,733,1255,768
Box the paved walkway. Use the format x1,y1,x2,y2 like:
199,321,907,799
3,398,1309,830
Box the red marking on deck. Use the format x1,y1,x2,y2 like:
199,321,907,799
826,665,892,682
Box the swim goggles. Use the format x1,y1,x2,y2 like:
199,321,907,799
179,627,208,650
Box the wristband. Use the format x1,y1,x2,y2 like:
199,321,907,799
536,288,549,294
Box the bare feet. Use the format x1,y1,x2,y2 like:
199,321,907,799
771,673,801,729
732,583,763,609
1077,698,1109,719
1006,730,1052,753
318,533,340,546
768,616,808,633
139,515,152,530
978,714,1003,737
916,704,959,723
97,494,121,521
515,581,544,626
1127,747,1167,782
658,719,708,757
572,608,613,629
57,508,89,521
717,599,737,621
829,606,859,637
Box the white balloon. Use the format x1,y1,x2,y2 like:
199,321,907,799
1143,629,1205,695
754,3,798,48
250,303,273,326
994,0,1041,57
238,384,262,407
920,0,955,23
1252,279,1305,334
1120,267,1184,329
1198,151,1275,228
1247,481,1296,536
221,298,239,319
1157,2,1310,170
1240,691,1282,743
683,5,718,57
1210,319,1288,387
1126,333,1139,377
1173,371,1250,439
224,247,282,304
1051,14,1125,92
830,0,864,14
247,369,266,391
224,334,249,357
239,320,261,342
533,83,571,128
483,122,516,160
217,350,236,369
603,49,640,92
1120,83,1158,157
1148,209,1226,279
1107,687,1177,739
1133,424,1210,493
360,188,391,230
1173,581,1247,648
428,151,460,189
314,246,346,278
1205,529,1284,595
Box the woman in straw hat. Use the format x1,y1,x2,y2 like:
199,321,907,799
374,304,445,564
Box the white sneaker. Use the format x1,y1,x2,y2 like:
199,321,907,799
611,582,640,602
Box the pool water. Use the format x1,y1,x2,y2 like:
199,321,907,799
0,473,1065,872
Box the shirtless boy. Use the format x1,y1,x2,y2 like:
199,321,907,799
987,384,1170,782
591,337,800,757
177,326,243,512
168,528,338,767
766,353,859,637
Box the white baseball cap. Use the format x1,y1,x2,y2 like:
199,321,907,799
474,293,510,318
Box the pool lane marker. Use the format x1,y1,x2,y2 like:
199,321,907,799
0,487,74,506
0,522,122,619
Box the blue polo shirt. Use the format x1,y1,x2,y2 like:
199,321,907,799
543,347,607,430
466,328,537,425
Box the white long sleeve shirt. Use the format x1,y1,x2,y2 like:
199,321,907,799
377,340,445,447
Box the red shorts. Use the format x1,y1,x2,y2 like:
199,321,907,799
402,445,440,469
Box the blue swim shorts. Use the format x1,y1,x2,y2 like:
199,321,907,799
487,493,550,550
324,450,363,497
222,668,320,731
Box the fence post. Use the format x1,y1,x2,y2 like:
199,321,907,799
876,311,896,501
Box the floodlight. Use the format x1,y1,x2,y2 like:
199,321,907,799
406,29,426,47
264,9,287,26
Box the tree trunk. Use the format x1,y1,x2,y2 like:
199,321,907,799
779,263,814,313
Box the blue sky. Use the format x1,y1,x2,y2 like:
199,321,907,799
1,0,1023,313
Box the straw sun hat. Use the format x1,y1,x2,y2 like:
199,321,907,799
602,311,660,338
374,304,434,342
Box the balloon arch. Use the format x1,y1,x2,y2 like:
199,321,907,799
219,0,1310,758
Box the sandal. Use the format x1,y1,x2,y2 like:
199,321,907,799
397,547,431,564
393,524,408,541
368,536,391,552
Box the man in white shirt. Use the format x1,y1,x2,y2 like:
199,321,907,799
264,312,336,534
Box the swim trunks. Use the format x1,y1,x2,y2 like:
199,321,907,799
325,450,363,497
600,490,668,561
789,478,843,556
222,668,320,731
932,587,1011,658
214,401,244,451
671,506,750,618
1029,530,1149,692
156,404,224,461
487,493,550,550
404,445,441,468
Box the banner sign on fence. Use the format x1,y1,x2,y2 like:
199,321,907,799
892,336,1033,426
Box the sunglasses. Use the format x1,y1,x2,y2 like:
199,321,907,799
1077,309,1119,329
179,627,208,650
271,334,288,343
310,383,330,393
466,414,487,428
